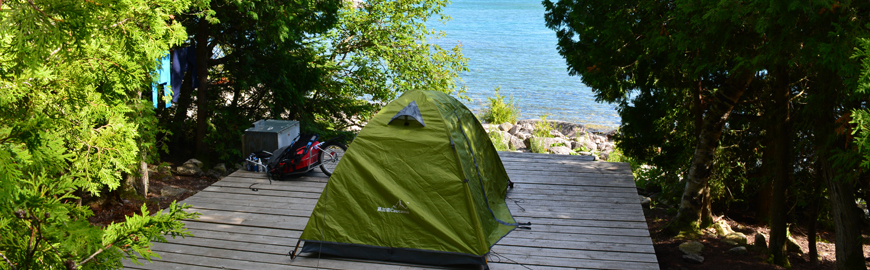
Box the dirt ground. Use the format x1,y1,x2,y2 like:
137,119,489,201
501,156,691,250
87,167,221,227
645,205,870,270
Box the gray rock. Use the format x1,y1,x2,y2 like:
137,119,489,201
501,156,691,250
508,124,521,135
175,163,203,176
678,241,704,255
754,233,769,252
509,135,525,150
213,163,228,175
787,236,804,254
571,141,583,150
515,131,531,140
577,151,592,156
499,122,513,132
549,146,573,155
592,154,600,161
682,254,705,264
183,158,204,169
160,186,189,197
585,140,598,152
599,152,609,161
549,129,565,138
727,246,748,255
640,196,652,208
206,169,222,179
712,220,733,237
523,137,532,149
724,232,748,246
159,164,172,175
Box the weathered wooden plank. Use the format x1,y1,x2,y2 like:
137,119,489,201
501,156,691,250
485,252,658,270
148,240,453,270
497,151,599,162
124,259,229,270
490,244,658,263
202,185,324,199
497,237,654,254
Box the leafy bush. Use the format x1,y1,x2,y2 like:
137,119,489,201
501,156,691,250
480,86,519,124
533,114,554,138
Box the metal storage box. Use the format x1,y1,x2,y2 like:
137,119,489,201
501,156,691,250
242,119,300,158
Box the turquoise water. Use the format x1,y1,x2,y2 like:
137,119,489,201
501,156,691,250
432,0,621,129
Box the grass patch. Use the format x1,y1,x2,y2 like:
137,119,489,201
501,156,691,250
488,131,510,151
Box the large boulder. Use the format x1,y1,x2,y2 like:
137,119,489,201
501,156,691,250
508,124,522,135
682,254,704,264
213,163,228,175
712,220,733,237
678,241,704,255
723,232,748,246
509,135,526,150
206,169,222,179
175,163,203,176
584,140,598,152
499,122,513,132
548,146,573,155
754,233,769,253
727,246,748,255
571,141,584,150
183,158,204,169
514,131,531,140
549,129,565,139
160,186,189,197
787,236,804,254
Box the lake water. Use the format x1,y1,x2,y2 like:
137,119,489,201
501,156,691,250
432,0,621,129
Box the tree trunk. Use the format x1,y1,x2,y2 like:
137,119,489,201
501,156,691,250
669,73,753,234
807,173,822,264
819,154,865,270
813,102,866,270
767,68,792,267
139,152,148,197
195,18,210,158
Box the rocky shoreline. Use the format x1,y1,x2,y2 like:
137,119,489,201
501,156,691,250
482,119,617,161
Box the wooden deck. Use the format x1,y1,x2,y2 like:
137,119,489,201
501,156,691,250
124,152,658,269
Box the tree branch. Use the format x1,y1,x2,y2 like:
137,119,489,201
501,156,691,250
74,242,115,269
27,0,63,22
0,252,16,270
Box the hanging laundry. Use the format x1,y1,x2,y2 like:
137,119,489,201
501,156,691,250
171,47,198,103
153,53,171,109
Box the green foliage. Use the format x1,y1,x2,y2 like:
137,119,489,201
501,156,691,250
173,0,468,163
529,138,548,154
480,86,519,124
487,131,509,152
0,0,203,268
852,37,870,169
532,115,554,138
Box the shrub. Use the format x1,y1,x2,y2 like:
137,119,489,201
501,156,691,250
480,86,519,124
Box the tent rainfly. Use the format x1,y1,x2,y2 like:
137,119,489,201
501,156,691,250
293,90,518,267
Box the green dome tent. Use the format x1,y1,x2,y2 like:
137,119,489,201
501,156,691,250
295,90,518,267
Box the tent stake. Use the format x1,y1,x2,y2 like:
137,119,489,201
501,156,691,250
289,239,301,259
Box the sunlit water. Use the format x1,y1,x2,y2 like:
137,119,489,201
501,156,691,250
431,0,621,129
